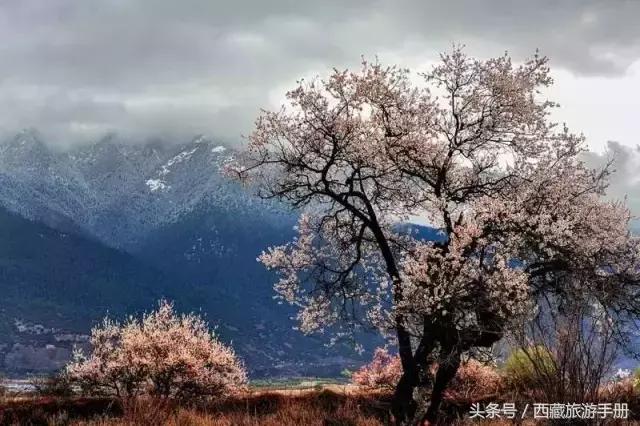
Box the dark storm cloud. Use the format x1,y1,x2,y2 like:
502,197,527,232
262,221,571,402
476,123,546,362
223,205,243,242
1,0,639,145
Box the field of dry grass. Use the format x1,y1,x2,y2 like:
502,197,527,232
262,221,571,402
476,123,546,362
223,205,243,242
1,385,639,425
0,388,391,426
76,391,387,426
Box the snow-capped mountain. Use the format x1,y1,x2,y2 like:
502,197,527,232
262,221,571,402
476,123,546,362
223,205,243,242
0,130,284,250
0,130,370,377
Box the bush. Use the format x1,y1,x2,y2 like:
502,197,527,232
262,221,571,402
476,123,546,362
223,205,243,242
633,367,640,388
602,377,636,400
445,359,503,402
66,300,247,402
31,372,74,397
353,347,505,402
503,346,556,390
351,348,402,390
340,369,353,379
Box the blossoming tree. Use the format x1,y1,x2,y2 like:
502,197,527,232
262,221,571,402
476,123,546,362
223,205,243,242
352,347,403,390
66,300,247,401
230,48,640,423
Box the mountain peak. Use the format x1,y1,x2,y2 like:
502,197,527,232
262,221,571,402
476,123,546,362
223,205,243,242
7,128,47,150
192,134,210,145
14,127,44,144
186,135,229,155
0,129,52,170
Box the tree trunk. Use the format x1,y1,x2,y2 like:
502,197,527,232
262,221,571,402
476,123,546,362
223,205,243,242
424,350,461,424
393,366,446,426
391,371,418,424
391,344,435,424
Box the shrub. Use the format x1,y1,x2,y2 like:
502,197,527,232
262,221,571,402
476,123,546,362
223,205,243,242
351,348,402,390
66,300,247,402
353,347,504,402
503,346,556,390
600,373,640,416
340,368,353,379
602,377,636,400
633,367,640,388
445,359,503,402
31,372,74,397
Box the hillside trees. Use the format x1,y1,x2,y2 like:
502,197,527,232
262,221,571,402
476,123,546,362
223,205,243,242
230,48,640,424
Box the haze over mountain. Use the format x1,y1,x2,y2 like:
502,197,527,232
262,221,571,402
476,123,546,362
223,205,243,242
0,129,369,377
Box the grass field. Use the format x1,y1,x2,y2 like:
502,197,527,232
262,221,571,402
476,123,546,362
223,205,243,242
1,381,638,425
0,385,390,426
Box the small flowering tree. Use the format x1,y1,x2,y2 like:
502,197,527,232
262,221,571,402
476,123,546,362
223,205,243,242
352,347,403,390
66,300,247,402
353,348,502,401
230,48,640,424
445,359,503,402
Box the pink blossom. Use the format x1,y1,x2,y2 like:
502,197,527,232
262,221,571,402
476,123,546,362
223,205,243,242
66,300,247,401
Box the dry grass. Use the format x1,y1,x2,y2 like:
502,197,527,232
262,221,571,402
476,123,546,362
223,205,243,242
0,396,122,425
2,385,640,425
0,389,390,425
64,390,390,426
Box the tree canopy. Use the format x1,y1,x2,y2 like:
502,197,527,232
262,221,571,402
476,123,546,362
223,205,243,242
230,48,640,424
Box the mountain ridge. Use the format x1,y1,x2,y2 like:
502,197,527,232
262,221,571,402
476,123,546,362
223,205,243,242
0,130,369,377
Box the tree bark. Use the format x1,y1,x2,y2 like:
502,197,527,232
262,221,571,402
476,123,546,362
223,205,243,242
391,326,437,425
391,357,436,425
391,371,418,423
389,316,425,424
424,349,461,424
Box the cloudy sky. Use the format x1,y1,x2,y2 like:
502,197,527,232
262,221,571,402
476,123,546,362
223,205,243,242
1,0,639,211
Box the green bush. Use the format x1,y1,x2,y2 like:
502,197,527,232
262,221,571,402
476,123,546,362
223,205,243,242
503,346,556,389
340,369,353,379
632,367,640,389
